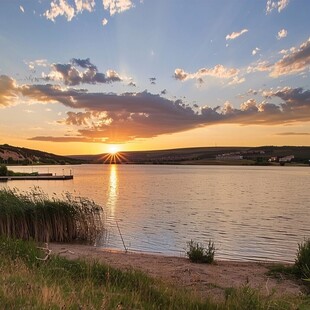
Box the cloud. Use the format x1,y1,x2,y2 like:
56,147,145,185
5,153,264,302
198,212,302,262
228,76,245,85
128,81,136,87
70,58,97,69
270,37,310,77
44,58,122,85
17,82,309,143
26,59,49,70
174,65,239,84
0,75,18,107
44,0,95,22
102,18,108,26
19,6,25,13
75,0,96,13
225,29,248,41
103,0,134,16
2,75,310,143
247,38,310,77
252,47,260,56
266,0,290,14
29,136,101,143
276,132,310,136
149,77,156,85
277,29,287,40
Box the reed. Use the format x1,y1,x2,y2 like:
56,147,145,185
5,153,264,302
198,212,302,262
0,188,104,243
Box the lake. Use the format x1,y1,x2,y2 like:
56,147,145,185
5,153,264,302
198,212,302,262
1,164,309,262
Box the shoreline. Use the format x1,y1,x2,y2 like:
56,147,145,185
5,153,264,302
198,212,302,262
49,243,304,301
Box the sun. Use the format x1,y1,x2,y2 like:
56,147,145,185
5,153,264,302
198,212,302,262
101,145,127,164
108,145,120,155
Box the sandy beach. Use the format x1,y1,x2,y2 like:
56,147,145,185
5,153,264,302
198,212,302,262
49,243,304,301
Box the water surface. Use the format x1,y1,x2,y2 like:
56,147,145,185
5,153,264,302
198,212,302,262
2,164,309,262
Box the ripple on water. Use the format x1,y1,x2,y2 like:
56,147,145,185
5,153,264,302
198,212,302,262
2,164,310,262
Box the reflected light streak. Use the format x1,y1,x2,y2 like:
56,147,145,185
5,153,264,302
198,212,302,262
107,164,118,218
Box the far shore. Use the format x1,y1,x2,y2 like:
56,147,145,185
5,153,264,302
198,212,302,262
50,243,305,302
5,160,310,167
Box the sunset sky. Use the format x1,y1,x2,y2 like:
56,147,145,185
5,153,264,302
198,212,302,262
0,0,310,155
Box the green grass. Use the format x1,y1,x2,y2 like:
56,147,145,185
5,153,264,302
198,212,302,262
267,239,310,291
186,239,215,264
266,263,297,279
0,237,309,309
0,237,213,309
296,239,310,281
0,188,104,243
223,285,310,310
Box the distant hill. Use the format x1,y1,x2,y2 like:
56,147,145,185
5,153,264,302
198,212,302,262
0,144,85,165
70,146,310,165
1,144,309,166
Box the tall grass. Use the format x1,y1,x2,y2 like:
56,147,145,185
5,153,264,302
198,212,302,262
0,188,104,243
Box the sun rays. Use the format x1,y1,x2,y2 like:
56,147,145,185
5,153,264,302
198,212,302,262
101,145,127,164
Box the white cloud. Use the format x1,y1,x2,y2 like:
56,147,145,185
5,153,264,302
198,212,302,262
75,0,95,13
102,18,108,26
226,29,248,41
247,38,310,78
103,0,134,16
26,59,49,70
247,61,271,74
252,47,260,56
277,29,288,40
270,37,310,77
174,65,239,82
228,76,245,85
44,0,75,21
19,6,25,13
44,0,95,22
266,0,290,14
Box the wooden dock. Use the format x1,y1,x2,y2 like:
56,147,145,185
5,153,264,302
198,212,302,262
0,175,73,182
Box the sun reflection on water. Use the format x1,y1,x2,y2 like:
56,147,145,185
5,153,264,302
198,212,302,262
107,164,118,218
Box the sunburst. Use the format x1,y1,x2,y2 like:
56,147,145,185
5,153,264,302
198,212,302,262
101,145,127,164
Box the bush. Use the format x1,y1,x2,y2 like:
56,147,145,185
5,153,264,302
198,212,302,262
295,238,310,280
0,164,8,176
186,239,215,264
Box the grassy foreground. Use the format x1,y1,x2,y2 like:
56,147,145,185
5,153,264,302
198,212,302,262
1,238,310,309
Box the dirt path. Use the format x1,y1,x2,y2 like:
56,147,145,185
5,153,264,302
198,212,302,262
49,243,304,301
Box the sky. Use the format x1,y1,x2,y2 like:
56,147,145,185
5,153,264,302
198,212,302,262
0,0,310,155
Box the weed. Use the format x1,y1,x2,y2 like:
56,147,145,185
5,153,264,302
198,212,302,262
186,239,215,264
295,239,310,281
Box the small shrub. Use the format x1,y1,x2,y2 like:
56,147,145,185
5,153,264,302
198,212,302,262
0,164,8,176
295,238,310,280
186,239,215,264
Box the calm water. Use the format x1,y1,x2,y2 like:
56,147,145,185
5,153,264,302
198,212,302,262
2,164,310,262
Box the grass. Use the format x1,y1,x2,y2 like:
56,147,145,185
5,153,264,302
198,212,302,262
267,239,310,291
0,237,213,309
223,285,310,310
0,188,104,243
295,239,310,280
1,237,309,309
186,239,215,264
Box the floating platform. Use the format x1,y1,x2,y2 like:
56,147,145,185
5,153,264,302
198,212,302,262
0,175,73,181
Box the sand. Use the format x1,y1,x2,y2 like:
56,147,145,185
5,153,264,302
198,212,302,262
49,243,304,301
